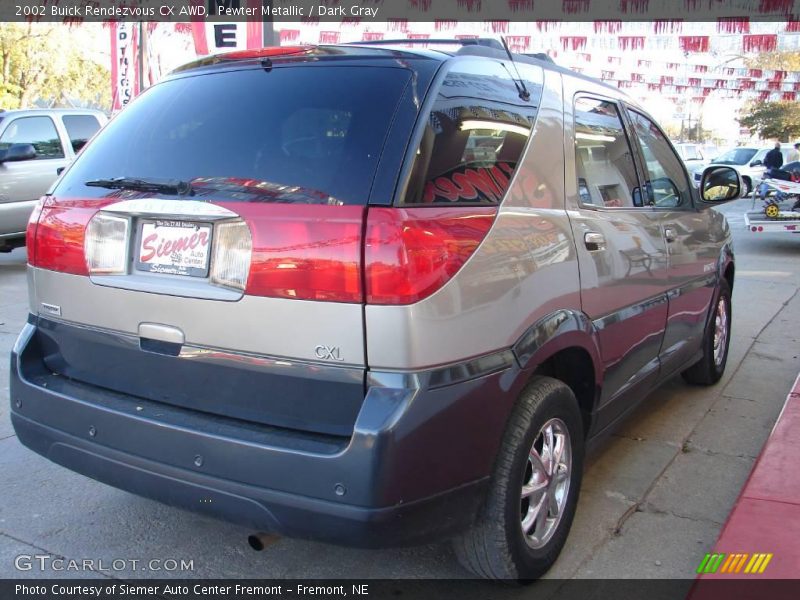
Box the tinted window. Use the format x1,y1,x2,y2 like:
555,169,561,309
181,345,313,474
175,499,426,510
574,98,641,208
56,67,411,205
0,116,64,159
402,61,542,205
628,110,691,209
62,115,101,153
714,148,758,165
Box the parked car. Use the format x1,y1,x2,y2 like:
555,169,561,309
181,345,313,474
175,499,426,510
691,144,793,195
673,142,708,167
0,108,107,252
10,41,742,581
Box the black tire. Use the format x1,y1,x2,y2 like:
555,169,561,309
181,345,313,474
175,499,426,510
682,279,732,386
742,177,752,197
453,376,585,581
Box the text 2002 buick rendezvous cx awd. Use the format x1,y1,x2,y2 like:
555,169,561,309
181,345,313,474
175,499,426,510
10,41,743,580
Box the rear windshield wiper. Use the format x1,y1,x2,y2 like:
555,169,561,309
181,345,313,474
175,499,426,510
85,177,194,196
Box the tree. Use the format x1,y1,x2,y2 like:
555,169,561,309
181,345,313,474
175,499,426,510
0,23,110,110
746,51,800,72
739,101,800,141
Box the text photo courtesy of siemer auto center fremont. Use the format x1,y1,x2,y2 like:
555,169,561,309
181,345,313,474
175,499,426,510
2,0,800,597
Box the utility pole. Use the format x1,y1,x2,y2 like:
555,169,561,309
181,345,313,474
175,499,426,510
262,0,277,46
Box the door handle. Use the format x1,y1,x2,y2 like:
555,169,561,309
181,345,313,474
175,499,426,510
664,227,677,243
584,232,606,252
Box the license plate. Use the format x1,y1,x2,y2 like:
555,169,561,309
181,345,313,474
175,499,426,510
136,220,212,277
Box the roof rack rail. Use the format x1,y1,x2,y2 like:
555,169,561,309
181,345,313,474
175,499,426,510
347,38,504,50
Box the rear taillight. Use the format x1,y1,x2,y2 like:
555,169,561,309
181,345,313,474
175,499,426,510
85,213,130,275
364,207,497,305
25,197,47,265
31,200,105,275
228,203,365,303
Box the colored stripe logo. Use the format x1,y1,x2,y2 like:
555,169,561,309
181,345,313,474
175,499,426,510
697,552,773,574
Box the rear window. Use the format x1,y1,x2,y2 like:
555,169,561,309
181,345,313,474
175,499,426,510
55,66,411,205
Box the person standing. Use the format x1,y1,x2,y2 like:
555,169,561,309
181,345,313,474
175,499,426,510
764,142,784,175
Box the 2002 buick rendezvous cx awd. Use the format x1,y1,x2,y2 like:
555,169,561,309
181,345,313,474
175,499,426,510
10,41,743,580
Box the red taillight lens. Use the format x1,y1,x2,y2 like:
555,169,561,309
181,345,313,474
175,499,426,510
229,203,365,303
365,207,497,305
31,199,114,275
25,197,47,265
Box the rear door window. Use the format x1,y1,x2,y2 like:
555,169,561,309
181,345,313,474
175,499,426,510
401,60,543,205
574,98,641,208
55,66,411,205
627,110,692,209
62,114,102,153
0,116,65,159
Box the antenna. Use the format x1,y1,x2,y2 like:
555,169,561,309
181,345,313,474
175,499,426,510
500,37,531,102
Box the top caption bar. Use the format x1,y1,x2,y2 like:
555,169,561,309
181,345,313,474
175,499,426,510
4,0,800,23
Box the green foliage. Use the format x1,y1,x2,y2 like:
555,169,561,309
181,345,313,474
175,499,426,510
739,101,800,141
0,23,110,111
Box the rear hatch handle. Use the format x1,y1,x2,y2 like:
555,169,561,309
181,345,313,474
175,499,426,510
139,323,185,356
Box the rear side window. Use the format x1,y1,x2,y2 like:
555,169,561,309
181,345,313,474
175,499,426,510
62,115,101,153
0,116,64,159
402,60,542,205
574,98,640,208
55,66,411,205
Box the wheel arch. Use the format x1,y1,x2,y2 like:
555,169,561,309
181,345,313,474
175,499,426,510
512,310,603,438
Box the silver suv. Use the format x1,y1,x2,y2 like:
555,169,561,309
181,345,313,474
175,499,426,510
9,42,742,580
0,108,106,252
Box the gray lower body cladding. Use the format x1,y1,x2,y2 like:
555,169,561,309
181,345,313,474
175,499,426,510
10,319,526,547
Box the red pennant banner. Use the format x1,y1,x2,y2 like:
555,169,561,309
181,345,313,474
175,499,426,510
717,17,750,33
743,34,778,52
280,29,300,42
387,18,409,32
561,36,588,51
679,36,710,52
434,19,458,30
487,20,511,33
594,20,622,33
319,31,340,44
619,36,645,50
536,20,561,31
654,18,682,33
563,0,591,14
620,0,650,13
505,35,531,51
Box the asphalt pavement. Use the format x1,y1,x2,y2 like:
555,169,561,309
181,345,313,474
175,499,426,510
1,197,798,582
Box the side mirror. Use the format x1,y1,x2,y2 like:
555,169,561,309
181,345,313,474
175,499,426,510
700,166,743,204
750,159,763,167
0,143,36,163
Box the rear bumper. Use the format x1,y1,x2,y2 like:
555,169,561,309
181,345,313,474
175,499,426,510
10,319,522,547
